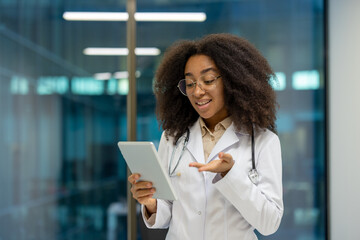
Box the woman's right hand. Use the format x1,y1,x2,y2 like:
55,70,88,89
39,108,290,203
128,173,157,214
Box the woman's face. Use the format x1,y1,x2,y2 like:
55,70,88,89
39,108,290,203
184,54,228,128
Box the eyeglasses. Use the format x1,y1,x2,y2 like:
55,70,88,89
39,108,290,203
177,74,221,96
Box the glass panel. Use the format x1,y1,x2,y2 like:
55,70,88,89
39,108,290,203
0,0,129,239
136,0,326,240
0,0,326,240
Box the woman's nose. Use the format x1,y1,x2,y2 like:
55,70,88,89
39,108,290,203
192,82,205,96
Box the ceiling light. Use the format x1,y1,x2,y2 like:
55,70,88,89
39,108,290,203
63,11,206,22
135,48,161,56
83,47,161,56
135,12,206,22
113,71,141,79
94,72,112,80
113,71,128,79
63,12,128,21
84,48,128,56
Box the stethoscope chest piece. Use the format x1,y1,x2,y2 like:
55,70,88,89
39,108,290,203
248,168,259,185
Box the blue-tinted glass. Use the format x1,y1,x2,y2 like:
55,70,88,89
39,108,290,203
137,0,326,240
0,0,129,239
0,0,326,240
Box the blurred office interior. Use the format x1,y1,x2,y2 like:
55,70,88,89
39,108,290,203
0,0,358,239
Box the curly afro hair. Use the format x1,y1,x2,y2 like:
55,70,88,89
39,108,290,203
154,33,278,144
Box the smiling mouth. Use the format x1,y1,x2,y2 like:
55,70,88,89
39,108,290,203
196,100,212,106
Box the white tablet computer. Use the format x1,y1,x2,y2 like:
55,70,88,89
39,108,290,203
118,141,178,201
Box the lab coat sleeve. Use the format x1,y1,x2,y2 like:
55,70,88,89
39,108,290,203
214,132,283,236
141,131,173,229
141,199,173,228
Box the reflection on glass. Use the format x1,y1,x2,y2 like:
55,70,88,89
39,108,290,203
272,72,286,91
0,0,326,240
292,70,320,90
137,0,326,239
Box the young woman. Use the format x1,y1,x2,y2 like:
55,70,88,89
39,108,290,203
128,33,283,239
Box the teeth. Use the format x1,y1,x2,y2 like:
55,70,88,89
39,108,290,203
197,100,211,106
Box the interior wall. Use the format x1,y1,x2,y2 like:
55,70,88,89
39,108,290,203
329,0,360,239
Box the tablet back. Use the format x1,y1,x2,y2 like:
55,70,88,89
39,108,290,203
118,141,177,201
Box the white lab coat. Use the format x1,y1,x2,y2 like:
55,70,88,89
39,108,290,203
142,118,283,240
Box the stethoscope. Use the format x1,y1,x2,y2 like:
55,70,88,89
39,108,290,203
168,126,259,185
168,129,190,177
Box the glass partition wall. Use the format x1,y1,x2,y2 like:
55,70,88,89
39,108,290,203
0,1,129,239
0,0,326,239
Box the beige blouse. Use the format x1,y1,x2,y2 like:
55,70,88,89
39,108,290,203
199,116,232,162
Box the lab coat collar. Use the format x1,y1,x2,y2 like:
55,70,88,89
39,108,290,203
208,122,243,161
186,118,248,163
187,118,205,164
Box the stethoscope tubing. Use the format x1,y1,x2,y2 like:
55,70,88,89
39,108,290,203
168,125,258,185
169,129,190,177
251,125,256,170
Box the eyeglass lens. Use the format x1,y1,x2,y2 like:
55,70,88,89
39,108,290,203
178,74,219,96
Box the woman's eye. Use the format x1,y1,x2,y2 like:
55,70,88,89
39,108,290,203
186,83,195,88
204,79,215,85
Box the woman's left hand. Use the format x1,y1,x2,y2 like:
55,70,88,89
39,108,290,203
189,152,234,177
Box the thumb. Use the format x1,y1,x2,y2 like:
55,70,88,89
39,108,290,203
218,152,233,163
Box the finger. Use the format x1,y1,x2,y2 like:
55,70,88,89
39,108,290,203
132,181,153,191
218,152,233,163
134,188,156,199
189,162,205,169
128,173,141,184
137,194,155,204
198,161,222,172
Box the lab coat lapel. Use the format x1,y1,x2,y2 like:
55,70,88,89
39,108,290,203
186,119,205,164
208,123,240,161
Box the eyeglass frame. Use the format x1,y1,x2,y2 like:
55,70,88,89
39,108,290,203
177,74,222,96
